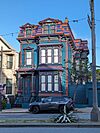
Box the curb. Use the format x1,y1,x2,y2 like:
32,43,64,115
0,122,100,128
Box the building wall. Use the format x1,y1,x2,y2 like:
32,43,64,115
0,37,19,96
1,51,19,95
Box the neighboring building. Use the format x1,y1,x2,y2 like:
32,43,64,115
16,18,89,107
0,36,19,97
72,39,89,84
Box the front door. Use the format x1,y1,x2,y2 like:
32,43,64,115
22,75,32,102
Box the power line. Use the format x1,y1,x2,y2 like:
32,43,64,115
0,32,18,37
69,17,87,23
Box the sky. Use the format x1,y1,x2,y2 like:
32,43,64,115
0,0,100,66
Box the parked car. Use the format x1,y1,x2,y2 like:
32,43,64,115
29,96,74,114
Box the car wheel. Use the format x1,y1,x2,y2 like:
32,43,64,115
59,105,64,113
32,106,39,114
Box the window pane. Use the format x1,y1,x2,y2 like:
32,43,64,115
41,57,46,63
54,83,58,91
26,52,31,58
7,55,13,69
41,50,45,56
54,49,58,55
41,84,46,91
54,57,58,63
26,59,31,65
44,25,48,30
7,56,13,61
41,76,45,82
47,49,52,56
48,84,52,91
6,79,12,94
26,29,31,36
54,75,58,82
47,57,52,63
48,75,52,82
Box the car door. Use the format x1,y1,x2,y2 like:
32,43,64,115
48,97,59,110
40,97,52,111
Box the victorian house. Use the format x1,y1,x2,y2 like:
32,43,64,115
16,18,89,107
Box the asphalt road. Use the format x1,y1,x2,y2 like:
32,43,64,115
0,112,90,120
0,127,100,133
0,112,59,120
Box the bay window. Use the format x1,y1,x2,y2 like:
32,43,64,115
40,47,61,64
40,73,60,92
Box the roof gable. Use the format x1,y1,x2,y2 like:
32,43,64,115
0,36,15,51
39,18,62,25
20,23,34,28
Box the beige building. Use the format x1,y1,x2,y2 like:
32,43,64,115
0,36,19,96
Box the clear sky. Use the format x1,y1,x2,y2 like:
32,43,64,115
0,0,100,66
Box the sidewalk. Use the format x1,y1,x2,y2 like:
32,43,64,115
0,107,100,127
1,108,29,113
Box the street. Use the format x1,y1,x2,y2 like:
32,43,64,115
0,127,100,133
0,112,59,120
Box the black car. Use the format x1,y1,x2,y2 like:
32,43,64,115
29,96,74,114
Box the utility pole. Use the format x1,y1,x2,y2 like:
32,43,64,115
88,0,100,121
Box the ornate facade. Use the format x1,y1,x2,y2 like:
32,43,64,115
16,18,89,107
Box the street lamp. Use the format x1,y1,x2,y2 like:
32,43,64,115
89,0,100,121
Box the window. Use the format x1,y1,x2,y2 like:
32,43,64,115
26,28,32,36
40,73,60,92
54,75,59,91
47,49,52,63
40,47,60,64
43,24,55,34
7,55,13,69
50,25,55,34
41,49,46,63
6,79,12,94
54,49,58,63
41,76,46,91
47,75,52,91
26,51,32,65
43,25,48,34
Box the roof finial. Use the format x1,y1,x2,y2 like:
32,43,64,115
64,17,69,23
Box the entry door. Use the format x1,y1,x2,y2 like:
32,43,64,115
22,75,32,97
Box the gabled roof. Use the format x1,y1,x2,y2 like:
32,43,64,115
20,23,34,28
39,18,62,25
0,36,15,51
